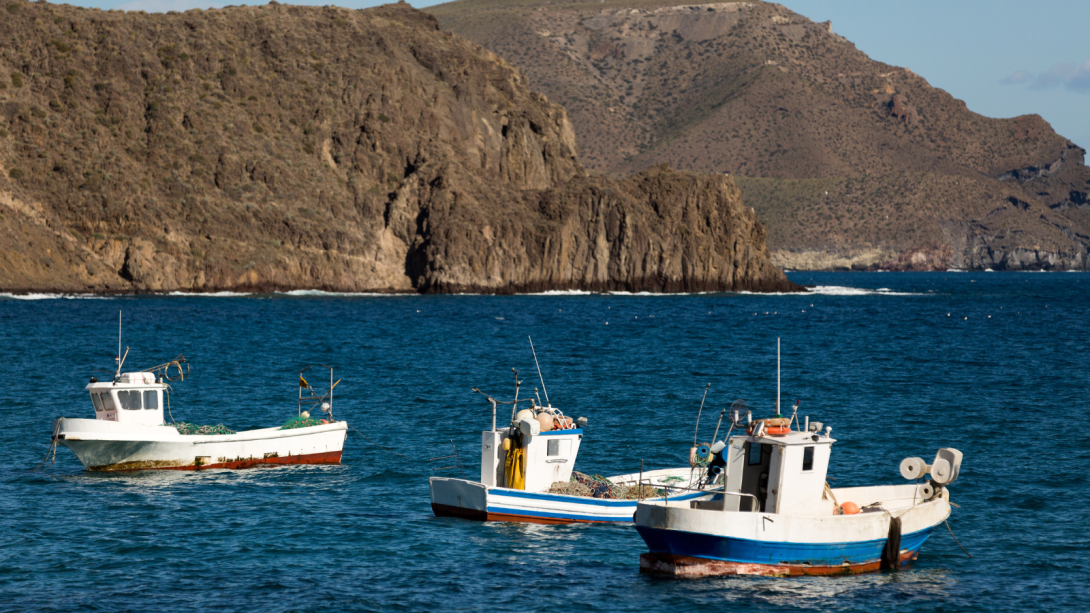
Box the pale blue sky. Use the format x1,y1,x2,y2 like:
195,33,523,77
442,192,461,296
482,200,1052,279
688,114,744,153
65,0,1090,150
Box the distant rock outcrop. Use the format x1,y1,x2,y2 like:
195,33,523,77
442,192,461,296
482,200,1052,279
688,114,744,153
430,0,1090,270
0,1,797,293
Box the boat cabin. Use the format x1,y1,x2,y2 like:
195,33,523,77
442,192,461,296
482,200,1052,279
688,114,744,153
85,372,166,426
480,410,583,492
719,429,835,515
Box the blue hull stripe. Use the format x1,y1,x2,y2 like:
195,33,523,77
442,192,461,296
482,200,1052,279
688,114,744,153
486,492,709,523
635,525,936,566
488,505,634,522
490,489,708,508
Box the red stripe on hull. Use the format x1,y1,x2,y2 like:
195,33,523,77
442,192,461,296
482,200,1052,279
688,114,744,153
485,512,611,525
640,549,920,577
90,450,343,472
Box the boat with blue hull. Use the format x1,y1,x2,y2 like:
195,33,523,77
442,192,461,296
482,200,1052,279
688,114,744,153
634,412,962,576
430,353,715,524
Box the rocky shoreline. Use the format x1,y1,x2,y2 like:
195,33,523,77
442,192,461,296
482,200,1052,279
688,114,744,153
0,3,799,295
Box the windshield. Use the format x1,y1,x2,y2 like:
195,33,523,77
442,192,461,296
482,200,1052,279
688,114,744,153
116,390,142,411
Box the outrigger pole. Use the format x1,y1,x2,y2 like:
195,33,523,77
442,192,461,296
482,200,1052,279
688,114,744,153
776,337,781,416
528,336,550,407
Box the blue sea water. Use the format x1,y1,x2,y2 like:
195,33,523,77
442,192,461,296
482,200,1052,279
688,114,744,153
1,272,1087,612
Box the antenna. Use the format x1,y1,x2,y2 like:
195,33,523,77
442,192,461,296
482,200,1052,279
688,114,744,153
510,368,521,424
528,336,550,407
776,337,781,416
114,311,129,380
693,383,711,446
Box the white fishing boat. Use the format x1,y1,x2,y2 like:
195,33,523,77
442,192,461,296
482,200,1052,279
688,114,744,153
430,343,715,524
634,342,964,576
50,338,347,471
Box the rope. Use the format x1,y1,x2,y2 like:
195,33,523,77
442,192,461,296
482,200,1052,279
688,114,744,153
945,519,972,558
347,423,411,458
32,420,61,472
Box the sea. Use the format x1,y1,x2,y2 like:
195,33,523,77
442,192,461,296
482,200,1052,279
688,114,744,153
1,271,1087,612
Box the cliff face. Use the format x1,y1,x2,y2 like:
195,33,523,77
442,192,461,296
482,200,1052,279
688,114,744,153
0,1,796,293
430,0,1090,271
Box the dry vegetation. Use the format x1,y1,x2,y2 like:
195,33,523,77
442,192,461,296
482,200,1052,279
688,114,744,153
431,0,1090,269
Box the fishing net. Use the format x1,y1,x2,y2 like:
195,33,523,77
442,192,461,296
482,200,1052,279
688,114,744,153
547,471,665,500
172,422,236,435
280,415,322,430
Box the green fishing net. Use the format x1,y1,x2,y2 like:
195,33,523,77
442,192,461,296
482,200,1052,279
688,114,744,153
172,422,236,435
280,415,322,430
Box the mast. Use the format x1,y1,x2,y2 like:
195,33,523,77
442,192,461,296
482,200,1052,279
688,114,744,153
776,337,781,416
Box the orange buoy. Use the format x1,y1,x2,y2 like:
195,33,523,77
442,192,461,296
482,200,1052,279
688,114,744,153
840,502,860,515
748,417,791,436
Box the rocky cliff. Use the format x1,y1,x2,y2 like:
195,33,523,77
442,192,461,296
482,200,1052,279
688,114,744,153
430,0,1090,270
0,1,796,293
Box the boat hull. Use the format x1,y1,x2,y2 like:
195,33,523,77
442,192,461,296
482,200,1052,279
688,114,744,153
635,525,934,577
634,484,951,576
430,469,715,524
56,418,348,471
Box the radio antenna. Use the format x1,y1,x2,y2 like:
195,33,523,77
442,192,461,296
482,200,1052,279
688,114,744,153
528,336,550,407
693,383,711,446
776,337,781,416
114,311,128,380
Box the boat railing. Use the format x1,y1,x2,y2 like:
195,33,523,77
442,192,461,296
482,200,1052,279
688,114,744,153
637,480,760,511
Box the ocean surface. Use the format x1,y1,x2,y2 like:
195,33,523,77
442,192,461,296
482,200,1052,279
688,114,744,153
1,272,1087,612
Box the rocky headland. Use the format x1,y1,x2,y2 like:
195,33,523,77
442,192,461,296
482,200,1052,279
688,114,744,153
0,1,797,294
430,0,1090,271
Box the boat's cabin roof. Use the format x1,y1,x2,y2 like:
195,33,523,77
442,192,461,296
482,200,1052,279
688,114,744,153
741,430,837,447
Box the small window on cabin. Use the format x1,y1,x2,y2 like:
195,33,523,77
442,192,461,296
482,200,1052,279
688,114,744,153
143,390,158,410
99,392,115,411
747,442,763,466
91,393,103,412
117,390,142,410
548,440,560,456
802,446,814,472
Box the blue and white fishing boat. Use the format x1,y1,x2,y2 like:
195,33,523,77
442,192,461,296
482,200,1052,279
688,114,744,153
633,407,963,576
430,343,714,524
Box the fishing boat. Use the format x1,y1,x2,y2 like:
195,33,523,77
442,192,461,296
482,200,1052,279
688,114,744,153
430,343,715,524
50,347,348,471
634,343,964,576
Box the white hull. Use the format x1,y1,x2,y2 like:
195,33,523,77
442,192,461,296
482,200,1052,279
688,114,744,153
635,483,952,575
430,467,716,524
56,418,347,471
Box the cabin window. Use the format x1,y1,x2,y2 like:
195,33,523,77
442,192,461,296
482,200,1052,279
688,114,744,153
91,393,103,412
143,390,159,410
547,439,572,456
116,390,142,411
98,392,115,411
747,442,764,466
802,446,814,472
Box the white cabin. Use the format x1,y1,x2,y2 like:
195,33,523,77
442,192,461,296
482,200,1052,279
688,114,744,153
719,430,835,515
479,412,583,492
85,372,167,426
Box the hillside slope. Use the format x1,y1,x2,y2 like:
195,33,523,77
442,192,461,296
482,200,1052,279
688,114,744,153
430,0,1090,270
0,1,796,293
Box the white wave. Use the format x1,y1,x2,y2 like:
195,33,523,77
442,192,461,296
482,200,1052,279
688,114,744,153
522,289,596,296
811,285,923,296
946,268,967,272
166,291,252,297
279,289,401,297
0,292,110,300
737,286,926,297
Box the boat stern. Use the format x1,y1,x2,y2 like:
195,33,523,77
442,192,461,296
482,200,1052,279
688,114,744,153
430,477,489,521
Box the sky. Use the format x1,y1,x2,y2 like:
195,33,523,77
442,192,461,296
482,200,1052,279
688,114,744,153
64,0,1090,150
